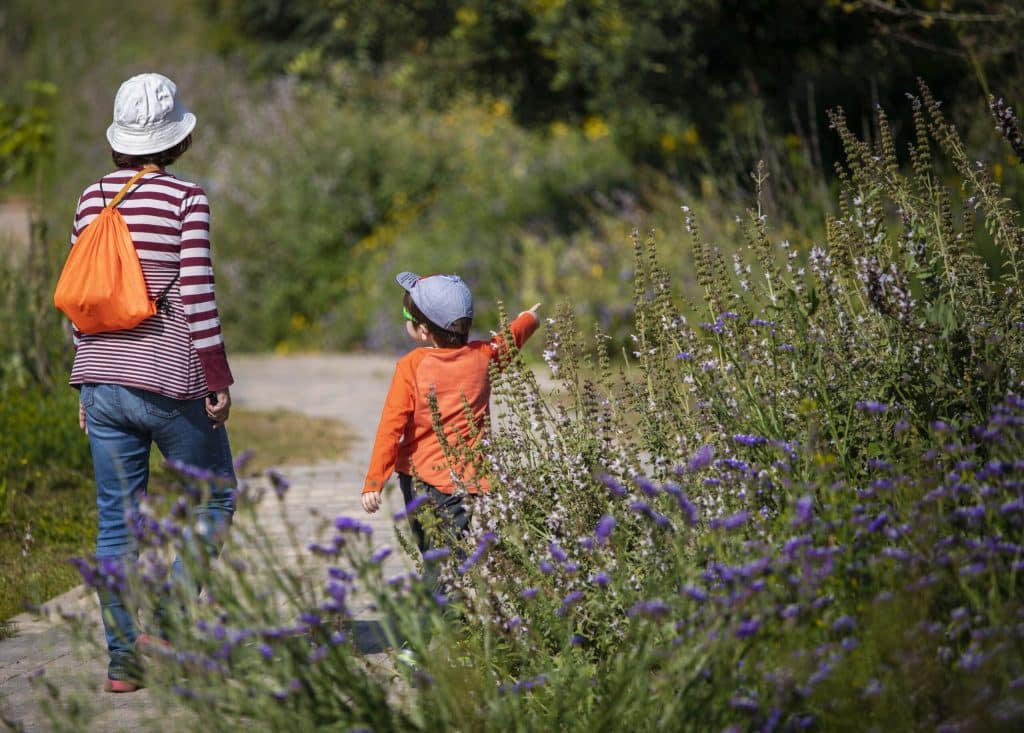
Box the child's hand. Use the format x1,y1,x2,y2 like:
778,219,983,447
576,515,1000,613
524,303,541,322
362,491,382,514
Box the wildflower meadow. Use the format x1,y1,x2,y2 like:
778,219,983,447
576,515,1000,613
25,83,1024,732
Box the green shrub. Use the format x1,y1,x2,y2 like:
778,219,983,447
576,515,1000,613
204,83,635,352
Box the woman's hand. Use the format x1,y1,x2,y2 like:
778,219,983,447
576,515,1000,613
79,402,88,434
207,388,231,429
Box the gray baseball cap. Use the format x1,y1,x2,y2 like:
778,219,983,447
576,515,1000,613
396,272,474,329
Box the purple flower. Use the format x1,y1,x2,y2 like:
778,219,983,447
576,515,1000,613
557,591,583,616
730,696,761,714
232,449,254,471
328,567,354,582
628,599,670,619
664,484,700,525
793,496,813,526
458,531,497,574
521,587,539,599
167,459,215,482
832,615,855,633
635,477,662,497
630,501,671,527
600,474,628,497
733,434,767,447
334,516,373,534
422,548,450,563
258,643,273,661
867,512,889,533
855,400,889,414
265,468,290,498
688,445,714,472
591,571,611,586
1001,499,1024,515
538,560,554,575
549,542,568,562
594,515,616,544
736,618,761,638
681,585,708,603
711,511,750,531
370,547,393,564
394,494,429,520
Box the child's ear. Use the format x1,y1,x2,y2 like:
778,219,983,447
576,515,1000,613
406,320,432,343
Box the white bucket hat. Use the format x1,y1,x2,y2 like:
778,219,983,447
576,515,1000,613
106,73,196,155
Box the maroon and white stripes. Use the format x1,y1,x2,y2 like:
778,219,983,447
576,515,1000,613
69,168,233,400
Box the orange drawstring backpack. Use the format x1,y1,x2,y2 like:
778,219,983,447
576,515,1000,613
54,165,174,334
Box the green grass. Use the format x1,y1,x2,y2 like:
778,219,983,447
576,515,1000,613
0,406,353,626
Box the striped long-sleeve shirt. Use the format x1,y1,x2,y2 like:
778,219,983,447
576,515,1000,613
68,167,233,400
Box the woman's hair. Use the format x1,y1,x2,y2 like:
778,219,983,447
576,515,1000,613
111,134,192,169
404,292,471,348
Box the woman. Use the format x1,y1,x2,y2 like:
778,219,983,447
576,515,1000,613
70,73,235,692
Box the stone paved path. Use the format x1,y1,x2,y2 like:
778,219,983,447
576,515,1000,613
0,354,412,732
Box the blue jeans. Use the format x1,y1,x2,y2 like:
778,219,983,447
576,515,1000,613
80,384,235,674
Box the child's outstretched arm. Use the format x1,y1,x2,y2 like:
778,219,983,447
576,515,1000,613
362,359,415,514
490,303,542,360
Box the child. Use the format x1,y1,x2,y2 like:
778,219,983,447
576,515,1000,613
362,271,540,585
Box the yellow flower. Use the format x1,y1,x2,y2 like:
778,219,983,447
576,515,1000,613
682,125,700,147
591,262,604,277
583,116,610,141
660,134,677,152
994,162,1004,182
491,100,510,118
550,121,569,138
456,7,479,26
290,313,309,331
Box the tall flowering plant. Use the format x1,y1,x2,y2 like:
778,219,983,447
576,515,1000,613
36,84,1024,731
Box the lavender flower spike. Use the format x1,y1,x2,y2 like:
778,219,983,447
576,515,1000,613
265,468,290,498
334,516,373,535
711,510,750,531
688,445,714,472
394,494,430,520
459,531,498,574
594,515,616,545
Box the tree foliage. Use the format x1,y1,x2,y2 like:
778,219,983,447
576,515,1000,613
205,0,1018,170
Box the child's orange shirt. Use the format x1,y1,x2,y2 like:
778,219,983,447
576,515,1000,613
363,311,539,495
